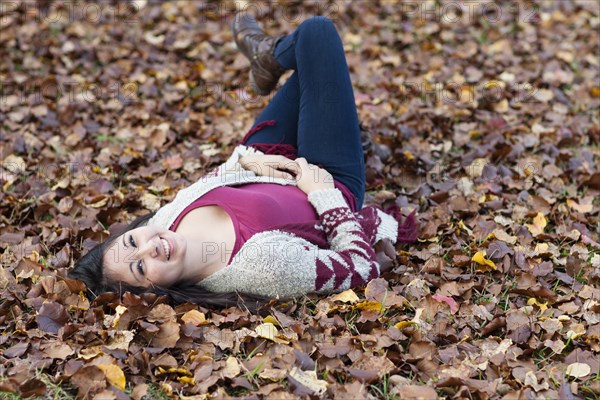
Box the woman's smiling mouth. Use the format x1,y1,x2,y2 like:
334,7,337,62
160,237,173,260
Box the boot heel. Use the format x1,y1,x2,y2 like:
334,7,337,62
249,70,269,96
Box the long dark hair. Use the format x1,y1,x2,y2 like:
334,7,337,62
68,213,271,312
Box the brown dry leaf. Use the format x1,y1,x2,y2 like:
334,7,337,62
19,379,47,398
105,330,135,351
329,289,360,303
2,2,599,398
152,321,180,348
36,301,69,334
180,310,207,326
42,342,74,360
492,229,517,244
147,304,176,323
394,385,437,400
566,198,594,214
70,366,107,396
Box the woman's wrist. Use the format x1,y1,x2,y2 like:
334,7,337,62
307,188,347,215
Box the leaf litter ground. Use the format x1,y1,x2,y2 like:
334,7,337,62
0,1,599,399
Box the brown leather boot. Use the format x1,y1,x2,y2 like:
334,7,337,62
232,12,286,96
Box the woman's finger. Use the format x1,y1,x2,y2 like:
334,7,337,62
295,157,308,168
266,166,294,180
262,155,297,175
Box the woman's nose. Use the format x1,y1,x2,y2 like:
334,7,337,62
138,239,159,259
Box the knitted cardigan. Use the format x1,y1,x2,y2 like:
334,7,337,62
148,128,417,298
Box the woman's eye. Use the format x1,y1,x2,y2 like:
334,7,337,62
137,260,144,276
129,235,136,247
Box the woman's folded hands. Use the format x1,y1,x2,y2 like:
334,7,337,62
239,154,334,195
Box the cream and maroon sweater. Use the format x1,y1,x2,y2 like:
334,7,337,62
148,143,414,298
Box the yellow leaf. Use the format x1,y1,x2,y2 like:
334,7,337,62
98,364,126,390
255,323,289,344
354,300,384,312
394,320,418,330
457,220,473,236
156,367,192,376
527,298,548,314
330,289,360,303
112,305,127,328
181,310,207,326
263,315,281,327
177,376,195,385
29,250,41,263
78,346,103,360
471,251,497,270
566,323,585,340
526,212,547,236
493,99,509,113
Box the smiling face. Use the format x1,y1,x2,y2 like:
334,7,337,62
103,225,188,288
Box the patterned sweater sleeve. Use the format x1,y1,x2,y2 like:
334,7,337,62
306,188,380,291
197,188,380,298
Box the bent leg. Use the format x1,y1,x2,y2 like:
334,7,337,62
273,17,365,207
244,17,365,207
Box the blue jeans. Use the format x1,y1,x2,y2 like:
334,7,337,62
243,16,365,209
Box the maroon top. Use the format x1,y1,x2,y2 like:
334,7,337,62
169,181,357,264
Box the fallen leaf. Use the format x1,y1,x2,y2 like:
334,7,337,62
526,213,547,236
472,251,497,270
288,367,328,397
36,302,69,334
432,294,459,314
98,364,126,390
180,310,207,326
222,357,241,379
255,323,289,344
330,289,360,303
565,362,591,379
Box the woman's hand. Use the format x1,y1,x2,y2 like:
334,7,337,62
294,157,334,195
239,154,297,180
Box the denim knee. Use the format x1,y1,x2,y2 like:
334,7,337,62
299,16,336,35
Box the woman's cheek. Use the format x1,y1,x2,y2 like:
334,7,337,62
147,266,175,287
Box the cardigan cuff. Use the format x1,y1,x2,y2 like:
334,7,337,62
308,188,348,215
224,145,263,169
375,209,399,244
